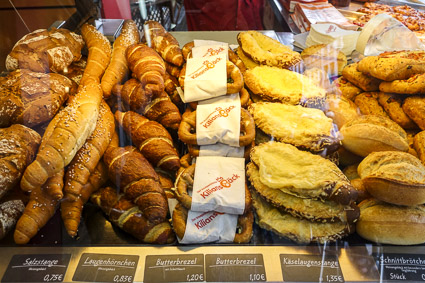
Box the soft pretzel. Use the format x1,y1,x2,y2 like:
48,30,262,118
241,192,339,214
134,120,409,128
178,61,244,94
178,108,255,147
174,163,252,213
188,87,251,110
172,202,253,243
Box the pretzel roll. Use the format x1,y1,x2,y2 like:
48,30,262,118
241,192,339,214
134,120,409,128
174,164,252,213
182,41,194,61
178,108,255,147
178,61,244,94
172,202,253,243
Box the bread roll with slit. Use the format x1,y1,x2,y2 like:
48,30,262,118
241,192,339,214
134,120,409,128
91,186,175,244
14,169,64,244
144,20,184,67
101,20,140,98
115,111,180,172
126,44,166,96
79,24,112,86
103,146,169,224
61,160,108,237
20,82,103,192
64,101,115,201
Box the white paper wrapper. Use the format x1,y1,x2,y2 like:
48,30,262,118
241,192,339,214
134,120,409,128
356,14,425,56
183,54,227,102
191,156,245,214
194,39,228,47
199,143,245,158
196,97,241,146
180,210,237,244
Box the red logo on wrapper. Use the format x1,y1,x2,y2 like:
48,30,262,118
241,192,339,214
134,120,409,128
200,106,236,128
196,174,241,199
189,57,223,80
192,211,225,229
202,47,225,57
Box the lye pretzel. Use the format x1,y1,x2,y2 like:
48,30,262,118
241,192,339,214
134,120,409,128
179,61,244,94
173,164,252,213
172,202,254,244
178,108,255,147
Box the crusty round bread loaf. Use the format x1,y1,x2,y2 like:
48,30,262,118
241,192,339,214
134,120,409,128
301,44,347,76
340,115,409,157
357,199,425,245
358,151,425,205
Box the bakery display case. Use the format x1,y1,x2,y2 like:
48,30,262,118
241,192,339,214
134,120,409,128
2,0,425,282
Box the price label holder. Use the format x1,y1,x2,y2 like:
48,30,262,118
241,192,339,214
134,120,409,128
1,254,71,282
205,254,266,282
144,254,204,283
72,253,138,282
373,253,425,281
280,254,344,282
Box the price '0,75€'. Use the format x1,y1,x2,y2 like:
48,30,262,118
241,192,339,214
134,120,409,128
43,274,63,282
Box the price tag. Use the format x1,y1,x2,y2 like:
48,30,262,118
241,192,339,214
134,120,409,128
72,253,138,282
1,254,70,282
373,253,425,281
144,254,204,283
205,254,266,282
280,254,344,282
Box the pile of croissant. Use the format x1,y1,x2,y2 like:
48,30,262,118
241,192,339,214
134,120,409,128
0,19,194,244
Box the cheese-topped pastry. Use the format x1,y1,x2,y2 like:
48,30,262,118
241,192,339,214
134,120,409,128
244,66,326,108
250,142,357,204
249,102,340,152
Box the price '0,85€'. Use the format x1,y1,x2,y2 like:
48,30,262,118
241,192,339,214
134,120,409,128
43,274,63,282
186,273,203,282
113,275,133,283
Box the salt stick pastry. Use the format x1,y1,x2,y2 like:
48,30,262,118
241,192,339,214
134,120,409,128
101,20,140,99
178,108,255,147
178,61,243,94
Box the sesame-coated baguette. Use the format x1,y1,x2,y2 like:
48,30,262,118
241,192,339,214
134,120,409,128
63,101,115,201
126,43,166,96
103,146,169,224
14,169,64,245
101,20,140,99
20,82,103,192
61,160,108,237
91,186,175,244
115,110,180,172
79,24,112,87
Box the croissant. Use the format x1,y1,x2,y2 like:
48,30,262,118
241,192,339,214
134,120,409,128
64,101,115,201
103,146,169,224
144,20,184,67
101,20,140,98
14,169,64,244
113,79,181,130
164,71,183,108
91,186,175,244
61,160,108,237
79,23,112,86
126,43,166,96
115,110,180,172
165,61,181,78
